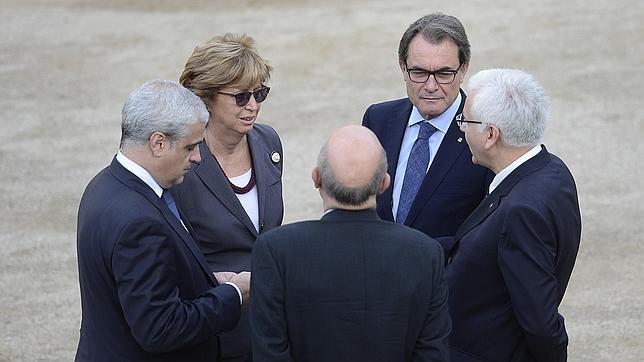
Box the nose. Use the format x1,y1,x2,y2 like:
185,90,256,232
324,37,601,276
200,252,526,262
190,146,201,164
245,95,260,111
423,75,439,91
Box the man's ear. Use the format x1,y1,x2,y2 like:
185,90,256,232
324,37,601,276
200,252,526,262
378,173,391,195
149,132,167,157
459,62,469,82
484,125,501,149
311,167,321,189
399,60,408,78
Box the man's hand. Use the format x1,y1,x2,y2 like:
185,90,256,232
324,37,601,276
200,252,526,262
230,271,251,306
213,271,236,284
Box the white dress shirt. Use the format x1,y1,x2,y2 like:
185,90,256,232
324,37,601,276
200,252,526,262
116,152,243,304
488,145,542,194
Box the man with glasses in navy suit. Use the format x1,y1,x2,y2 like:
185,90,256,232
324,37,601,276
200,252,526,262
445,68,581,361
363,12,491,238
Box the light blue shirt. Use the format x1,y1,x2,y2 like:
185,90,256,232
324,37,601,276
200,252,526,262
391,93,462,220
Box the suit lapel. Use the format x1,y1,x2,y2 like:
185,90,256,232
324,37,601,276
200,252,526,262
195,141,258,236
452,146,550,251
109,158,218,285
248,129,270,235
381,100,414,221
405,90,469,226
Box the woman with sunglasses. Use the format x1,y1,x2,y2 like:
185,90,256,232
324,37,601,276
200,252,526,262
173,33,283,362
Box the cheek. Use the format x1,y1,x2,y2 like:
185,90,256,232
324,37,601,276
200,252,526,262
406,82,421,95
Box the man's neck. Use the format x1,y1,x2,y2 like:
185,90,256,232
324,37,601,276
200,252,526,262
322,198,376,212
489,146,534,174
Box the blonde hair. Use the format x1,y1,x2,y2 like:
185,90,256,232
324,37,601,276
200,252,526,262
179,33,272,101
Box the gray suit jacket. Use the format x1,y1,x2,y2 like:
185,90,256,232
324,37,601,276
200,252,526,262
172,123,284,358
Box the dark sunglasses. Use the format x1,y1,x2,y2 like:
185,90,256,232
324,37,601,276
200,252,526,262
218,86,270,107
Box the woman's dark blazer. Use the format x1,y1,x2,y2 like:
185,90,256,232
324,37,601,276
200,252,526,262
172,122,283,358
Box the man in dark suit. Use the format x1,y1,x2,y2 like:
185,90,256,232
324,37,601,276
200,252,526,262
363,13,490,238
444,69,582,361
250,125,451,361
75,80,250,361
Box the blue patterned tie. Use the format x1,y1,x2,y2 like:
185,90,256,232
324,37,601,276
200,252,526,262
162,190,181,221
396,121,437,224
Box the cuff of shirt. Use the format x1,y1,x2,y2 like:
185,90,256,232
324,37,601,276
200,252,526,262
224,281,242,305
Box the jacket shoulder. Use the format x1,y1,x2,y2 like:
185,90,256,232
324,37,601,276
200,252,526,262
365,98,410,114
252,123,282,150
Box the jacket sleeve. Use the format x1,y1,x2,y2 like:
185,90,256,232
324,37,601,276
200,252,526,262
413,243,452,361
498,205,568,361
250,236,293,362
112,217,241,353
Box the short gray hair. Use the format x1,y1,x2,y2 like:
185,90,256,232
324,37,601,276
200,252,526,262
398,13,471,66
120,80,209,148
467,69,549,148
317,145,387,206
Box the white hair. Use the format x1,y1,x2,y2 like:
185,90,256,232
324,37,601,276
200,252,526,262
120,80,209,148
467,69,549,148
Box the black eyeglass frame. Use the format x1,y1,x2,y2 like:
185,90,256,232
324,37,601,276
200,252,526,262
405,63,463,84
456,114,483,127
218,86,271,107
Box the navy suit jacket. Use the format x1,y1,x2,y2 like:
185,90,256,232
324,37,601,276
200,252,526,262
75,157,241,361
250,209,451,362
444,146,581,361
362,93,491,238
172,123,283,358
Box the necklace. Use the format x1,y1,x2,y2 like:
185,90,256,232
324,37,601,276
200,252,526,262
204,135,256,195
227,167,256,194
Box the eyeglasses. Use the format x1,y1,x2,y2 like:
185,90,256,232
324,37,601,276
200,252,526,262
456,114,483,127
218,86,270,107
405,63,463,84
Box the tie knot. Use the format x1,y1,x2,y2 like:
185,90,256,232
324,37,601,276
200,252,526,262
417,122,437,140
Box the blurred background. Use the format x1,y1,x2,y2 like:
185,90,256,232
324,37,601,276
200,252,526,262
1,0,642,360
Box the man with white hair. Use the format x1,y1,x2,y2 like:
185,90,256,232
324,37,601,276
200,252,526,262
444,69,581,361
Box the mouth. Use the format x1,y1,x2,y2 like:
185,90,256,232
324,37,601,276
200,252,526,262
420,95,442,101
239,116,256,125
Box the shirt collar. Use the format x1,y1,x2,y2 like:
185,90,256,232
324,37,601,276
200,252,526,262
408,92,462,134
488,144,542,194
116,151,164,198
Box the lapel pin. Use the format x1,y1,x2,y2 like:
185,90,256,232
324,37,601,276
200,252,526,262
457,137,463,143
489,202,494,208
270,151,281,164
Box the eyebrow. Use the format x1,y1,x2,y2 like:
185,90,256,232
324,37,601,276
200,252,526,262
407,65,459,72
186,139,204,148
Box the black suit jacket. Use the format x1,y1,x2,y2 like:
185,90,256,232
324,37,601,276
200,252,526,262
444,146,581,361
172,123,283,358
250,209,451,362
362,93,491,237
75,157,241,361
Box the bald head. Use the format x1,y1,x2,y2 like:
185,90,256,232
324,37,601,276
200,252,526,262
315,125,389,208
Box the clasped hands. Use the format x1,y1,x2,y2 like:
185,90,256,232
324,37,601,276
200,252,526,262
214,271,251,306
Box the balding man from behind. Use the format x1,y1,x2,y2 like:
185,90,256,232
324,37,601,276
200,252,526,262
250,125,451,362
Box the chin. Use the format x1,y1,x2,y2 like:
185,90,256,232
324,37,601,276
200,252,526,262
173,175,185,186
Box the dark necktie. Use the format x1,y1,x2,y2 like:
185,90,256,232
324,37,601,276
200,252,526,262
396,121,438,224
162,190,181,221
